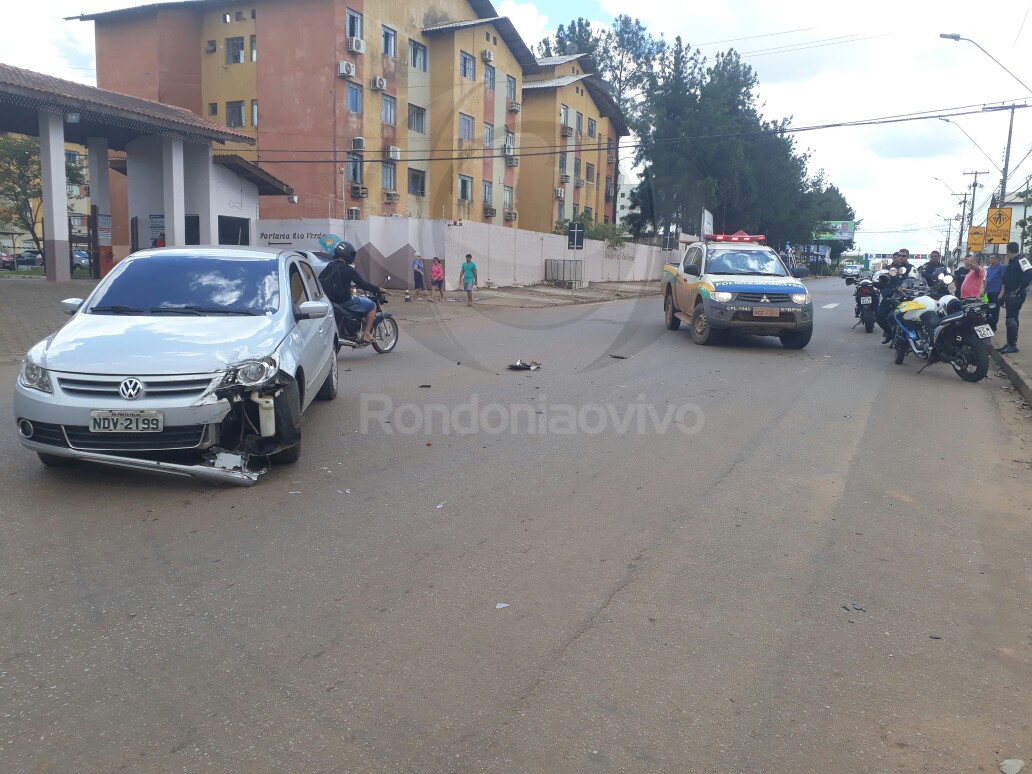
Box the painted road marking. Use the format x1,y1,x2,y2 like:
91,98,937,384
822,303,840,309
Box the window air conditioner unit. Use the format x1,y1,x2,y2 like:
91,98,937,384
504,210,517,221
371,76,387,91
505,156,519,167
351,136,365,151
346,207,361,220
503,144,515,156
348,37,366,54
350,185,368,198
205,40,217,53
483,206,497,217
606,187,615,198
559,174,571,184
384,191,400,203
575,178,585,188
561,125,574,137
338,60,356,77
554,188,565,199
481,49,494,63
508,101,521,113
383,146,401,161
607,156,616,164
222,13,231,23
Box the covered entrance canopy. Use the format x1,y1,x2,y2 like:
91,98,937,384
0,63,284,280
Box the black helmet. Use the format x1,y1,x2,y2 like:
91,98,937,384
333,240,357,264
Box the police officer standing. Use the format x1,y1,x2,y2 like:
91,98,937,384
997,241,1032,354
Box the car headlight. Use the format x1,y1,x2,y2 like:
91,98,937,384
19,358,52,393
791,293,810,305
710,291,734,303
225,357,278,388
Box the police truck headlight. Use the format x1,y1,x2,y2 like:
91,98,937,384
791,293,810,305
710,292,733,303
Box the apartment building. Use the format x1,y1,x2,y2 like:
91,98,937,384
519,54,628,234
78,0,625,232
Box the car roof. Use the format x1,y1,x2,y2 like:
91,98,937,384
128,245,289,262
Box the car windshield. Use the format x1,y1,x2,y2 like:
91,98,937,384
706,248,788,277
88,254,280,316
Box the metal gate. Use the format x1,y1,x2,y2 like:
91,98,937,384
68,207,99,279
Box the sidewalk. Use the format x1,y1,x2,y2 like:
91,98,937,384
990,301,1032,404
0,277,659,365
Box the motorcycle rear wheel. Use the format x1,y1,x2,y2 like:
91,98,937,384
894,338,907,365
862,307,875,333
372,317,399,353
952,333,989,382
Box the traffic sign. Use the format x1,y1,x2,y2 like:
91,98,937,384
967,225,985,251
568,223,585,250
985,207,1012,244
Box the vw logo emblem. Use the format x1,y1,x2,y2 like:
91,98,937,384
119,378,144,400
760,295,769,303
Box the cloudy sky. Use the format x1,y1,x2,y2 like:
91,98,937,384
7,0,1032,255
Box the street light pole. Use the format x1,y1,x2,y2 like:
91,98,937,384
939,33,1032,96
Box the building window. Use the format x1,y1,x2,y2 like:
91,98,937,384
226,100,245,127
604,214,610,224
408,103,426,134
408,168,426,196
65,150,80,164
504,129,515,150
251,8,256,19
225,36,245,64
503,185,513,210
409,40,427,71
586,163,595,183
459,51,475,80
382,94,396,125
587,118,596,137
606,175,612,191
208,102,218,116
251,99,258,127
482,180,493,205
458,174,473,201
560,103,569,125
584,207,593,221
557,201,565,220
559,152,567,173
483,122,493,148
382,26,396,57
250,34,257,61
459,112,475,142
506,74,517,100
347,152,362,184
346,82,362,113
346,8,362,39
607,138,614,156
574,157,581,178
572,205,578,219
382,162,396,192
484,64,495,91
576,111,583,133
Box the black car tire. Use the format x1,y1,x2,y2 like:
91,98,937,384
315,354,338,400
779,326,813,349
664,291,681,330
269,381,302,464
689,303,716,345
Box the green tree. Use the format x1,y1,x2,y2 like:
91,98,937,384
0,135,87,251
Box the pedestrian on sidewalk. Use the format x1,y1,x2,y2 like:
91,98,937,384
458,253,477,307
959,255,985,299
998,242,1032,354
412,251,429,301
430,257,445,301
985,254,1004,331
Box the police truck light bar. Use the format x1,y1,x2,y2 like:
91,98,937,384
705,232,765,242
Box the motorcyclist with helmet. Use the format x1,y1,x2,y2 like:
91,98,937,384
319,240,381,345
919,250,947,285
877,249,915,342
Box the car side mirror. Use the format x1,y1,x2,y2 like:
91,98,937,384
296,300,330,320
61,298,84,315
845,277,855,285
683,264,701,277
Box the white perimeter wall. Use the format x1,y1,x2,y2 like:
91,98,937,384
255,216,670,290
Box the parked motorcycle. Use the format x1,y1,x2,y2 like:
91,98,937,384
332,275,399,354
891,273,992,382
846,272,879,333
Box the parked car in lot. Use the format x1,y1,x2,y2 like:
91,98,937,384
13,246,339,485
16,250,43,267
72,250,91,272
0,253,13,270
840,263,862,279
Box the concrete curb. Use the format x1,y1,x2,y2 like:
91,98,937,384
991,346,1032,404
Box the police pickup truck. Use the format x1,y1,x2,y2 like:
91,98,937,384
662,233,814,348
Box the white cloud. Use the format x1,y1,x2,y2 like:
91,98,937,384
497,0,551,52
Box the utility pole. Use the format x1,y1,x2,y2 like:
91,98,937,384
962,170,989,247
955,192,968,252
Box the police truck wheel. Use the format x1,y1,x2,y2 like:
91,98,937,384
664,291,681,330
689,304,715,345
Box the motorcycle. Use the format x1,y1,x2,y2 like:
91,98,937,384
890,273,992,382
846,272,879,333
332,275,399,354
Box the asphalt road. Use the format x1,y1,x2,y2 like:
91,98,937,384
2,279,1031,773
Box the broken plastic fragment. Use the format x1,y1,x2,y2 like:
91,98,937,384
436,502,446,509
495,603,510,609
507,359,541,371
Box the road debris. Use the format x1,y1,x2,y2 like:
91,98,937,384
436,502,446,509
851,604,866,612
495,603,510,609
929,635,942,640
609,354,632,359
1000,760,1026,774
508,359,541,371
419,384,431,388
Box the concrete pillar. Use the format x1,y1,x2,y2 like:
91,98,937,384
38,111,70,281
86,137,114,275
161,137,185,246
184,142,215,244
